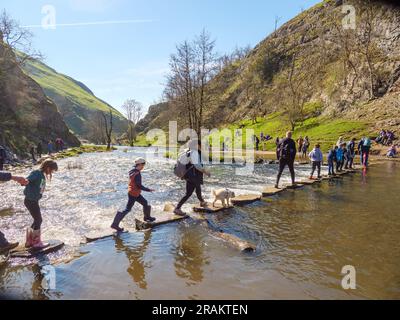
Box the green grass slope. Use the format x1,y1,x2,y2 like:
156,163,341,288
21,57,128,140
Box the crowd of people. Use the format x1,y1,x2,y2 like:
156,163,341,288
0,128,398,253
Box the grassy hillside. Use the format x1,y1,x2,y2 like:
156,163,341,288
21,57,129,140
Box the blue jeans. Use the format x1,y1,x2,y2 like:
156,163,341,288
328,160,335,175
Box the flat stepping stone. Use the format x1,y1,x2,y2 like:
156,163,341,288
84,230,132,243
283,184,304,190
262,187,287,197
231,195,261,206
10,240,64,259
297,179,320,185
193,204,234,213
135,212,189,230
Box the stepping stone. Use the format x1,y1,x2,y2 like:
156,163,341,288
10,240,64,259
0,255,8,267
297,179,319,185
262,186,287,197
84,230,132,243
283,183,305,190
193,203,234,213
135,212,189,230
231,195,262,206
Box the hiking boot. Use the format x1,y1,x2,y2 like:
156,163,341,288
31,229,49,250
25,228,34,248
174,208,187,217
144,206,156,223
111,211,125,232
200,201,208,208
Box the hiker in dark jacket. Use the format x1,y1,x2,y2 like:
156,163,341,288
174,140,211,216
327,146,338,176
275,131,297,188
345,138,357,169
0,146,6,171
111,158,156,232
357,138,365,165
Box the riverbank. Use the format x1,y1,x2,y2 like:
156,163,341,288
3,145,116,172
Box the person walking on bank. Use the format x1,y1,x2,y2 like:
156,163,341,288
275,131,297,189
174,140,211,216
111,158,156,232
297,136,304,158
30,146,36,163
308,144,323,180
302,136,310,159
47,140,54,155
0,145,6,171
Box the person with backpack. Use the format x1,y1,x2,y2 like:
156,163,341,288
37,142,43,158
275,131,297,189
174,140,211,216
0,145,6,171
327,146,338,176
111,158,156,232
362,137,372,168
308,144,323,180
345,138,357,169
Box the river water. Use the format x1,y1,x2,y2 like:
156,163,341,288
0,147,399,299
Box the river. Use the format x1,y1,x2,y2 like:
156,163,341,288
0,147,399,299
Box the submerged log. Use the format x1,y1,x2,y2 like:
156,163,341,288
208,229,256,252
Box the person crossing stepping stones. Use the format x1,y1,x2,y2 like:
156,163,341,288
111,158,156,232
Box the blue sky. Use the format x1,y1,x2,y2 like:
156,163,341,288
2,0,321,114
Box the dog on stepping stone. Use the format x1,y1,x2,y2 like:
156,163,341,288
212,189,235,208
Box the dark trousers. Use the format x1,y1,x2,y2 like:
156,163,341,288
328,160,335,175
311,161,321,178
177,180,204,209
24,199,42,230
345,156,354,169
120,194,150,219
276,159,295,185
0,159,4,171
336,160,344,171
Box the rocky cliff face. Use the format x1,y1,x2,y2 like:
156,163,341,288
0,41,80,156
138,0,400,137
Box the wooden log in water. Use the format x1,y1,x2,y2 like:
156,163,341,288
193,203,234,213
208,229,256,252
10,240,64,259
262,186,287,197
231,194,262,206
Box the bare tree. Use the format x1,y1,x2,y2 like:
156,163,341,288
0,10,42,72
122,99,143,146
165,29,218,136
100,110,113,150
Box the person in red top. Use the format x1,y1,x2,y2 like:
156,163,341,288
111,158,156,232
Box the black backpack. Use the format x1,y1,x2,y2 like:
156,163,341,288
280,140,293,160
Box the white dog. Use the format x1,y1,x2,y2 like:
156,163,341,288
212,189,236,208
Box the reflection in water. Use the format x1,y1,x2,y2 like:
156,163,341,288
114,231,152,290
173,224,208,286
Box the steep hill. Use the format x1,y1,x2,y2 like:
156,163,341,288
138,0,400,147
21,57,129,141
0,41,80,156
